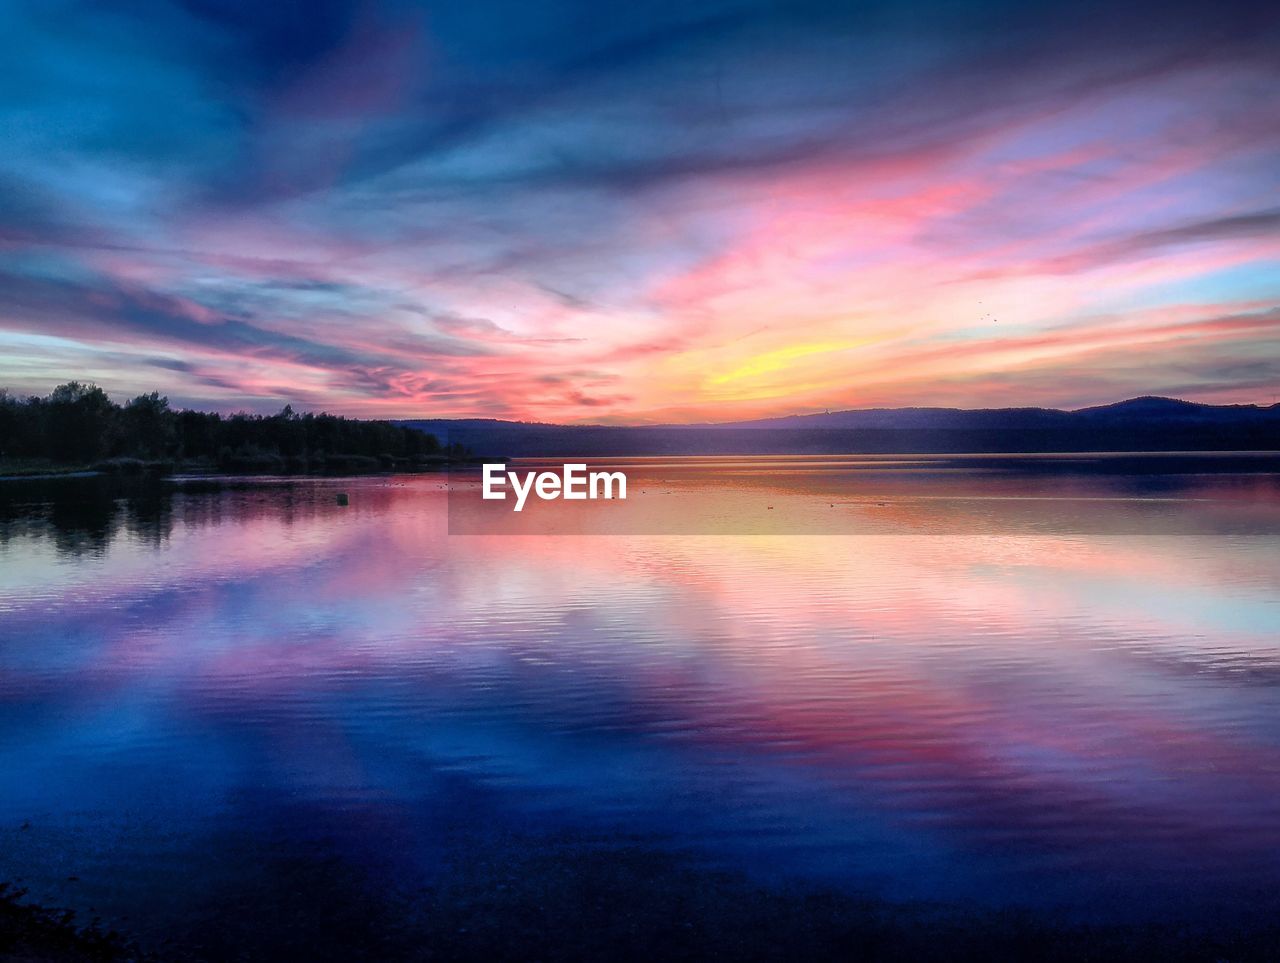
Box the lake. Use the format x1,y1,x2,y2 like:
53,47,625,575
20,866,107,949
2,456,1279,958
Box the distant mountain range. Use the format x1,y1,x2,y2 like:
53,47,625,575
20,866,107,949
401,397,1280,457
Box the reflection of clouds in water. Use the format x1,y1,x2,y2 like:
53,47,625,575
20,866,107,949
0,468,1279,928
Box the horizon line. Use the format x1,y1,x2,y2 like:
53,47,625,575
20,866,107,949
8,383,1280,428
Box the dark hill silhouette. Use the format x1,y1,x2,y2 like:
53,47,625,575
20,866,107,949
402,397,1280,457
1074,396,1280,421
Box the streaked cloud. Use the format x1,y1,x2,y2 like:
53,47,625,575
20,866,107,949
0,0,1276,420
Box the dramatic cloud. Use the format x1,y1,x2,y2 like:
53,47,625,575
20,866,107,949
0,0,1277,419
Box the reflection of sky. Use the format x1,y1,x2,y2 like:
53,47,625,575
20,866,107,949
2,473,1280,932
0,2,1278,420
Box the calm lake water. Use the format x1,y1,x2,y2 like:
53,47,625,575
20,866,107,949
2,456,1280,957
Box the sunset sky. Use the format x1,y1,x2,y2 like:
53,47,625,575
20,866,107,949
1,0,1277,423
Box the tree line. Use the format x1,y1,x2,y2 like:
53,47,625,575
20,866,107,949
0,382,458,471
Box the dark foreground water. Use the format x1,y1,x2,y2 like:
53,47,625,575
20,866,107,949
2,456,1279,960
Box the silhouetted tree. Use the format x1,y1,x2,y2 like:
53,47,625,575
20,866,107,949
0,383,446,470
47,382,115,461
121,392,174,458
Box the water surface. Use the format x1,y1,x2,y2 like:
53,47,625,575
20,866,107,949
2,457,1279,955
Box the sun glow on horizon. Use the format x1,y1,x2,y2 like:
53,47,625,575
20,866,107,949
0,1,1276,422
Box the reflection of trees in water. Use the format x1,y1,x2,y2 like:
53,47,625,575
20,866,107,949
0,477,365,557
0,476,173,556
122,483,174,550
171,480,362,535
46,487,117,555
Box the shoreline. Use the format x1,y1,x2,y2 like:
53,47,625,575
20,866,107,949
6,450,1280,485
5,860,1279,963
0,457,479,484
